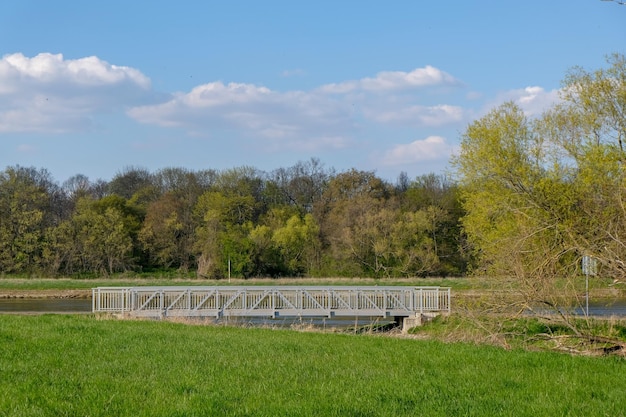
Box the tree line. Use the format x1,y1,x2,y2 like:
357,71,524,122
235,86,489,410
0,159,467,278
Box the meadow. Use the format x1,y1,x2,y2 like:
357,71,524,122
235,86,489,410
0,276,478,292
1,314,625,416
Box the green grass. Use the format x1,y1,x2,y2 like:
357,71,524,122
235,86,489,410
0,276,478,291
1,315,625,416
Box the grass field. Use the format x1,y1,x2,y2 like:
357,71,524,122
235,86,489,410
1,314,625,416
0,276,480,294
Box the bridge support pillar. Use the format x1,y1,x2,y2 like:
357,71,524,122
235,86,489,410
396,315,422,333
397,313,442,333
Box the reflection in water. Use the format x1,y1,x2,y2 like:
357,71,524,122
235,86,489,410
1,298,625,317
0,298,92,313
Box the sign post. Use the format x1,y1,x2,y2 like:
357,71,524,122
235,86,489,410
582,255,598,316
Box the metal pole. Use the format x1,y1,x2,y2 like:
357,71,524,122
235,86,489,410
586,270,589,317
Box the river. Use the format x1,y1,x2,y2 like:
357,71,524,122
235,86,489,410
1,298,626,317
0,298,92,313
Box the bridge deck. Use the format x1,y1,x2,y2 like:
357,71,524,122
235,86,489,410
92,286,450,319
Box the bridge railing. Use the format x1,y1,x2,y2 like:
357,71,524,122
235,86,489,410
92,286,450,318
92,287,132,313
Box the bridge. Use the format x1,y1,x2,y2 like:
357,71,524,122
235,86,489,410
92,286,450,330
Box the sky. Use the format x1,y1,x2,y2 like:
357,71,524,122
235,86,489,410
0,1,624,185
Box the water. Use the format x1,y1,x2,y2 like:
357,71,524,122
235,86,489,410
0,298,395,329
577,299,626,317
0,298,92,313
1,298,625,317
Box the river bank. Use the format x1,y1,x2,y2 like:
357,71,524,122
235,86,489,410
0,287,623,301
0,289,91,299
0,276,623,301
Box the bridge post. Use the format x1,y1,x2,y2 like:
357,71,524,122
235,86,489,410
395,314,423,333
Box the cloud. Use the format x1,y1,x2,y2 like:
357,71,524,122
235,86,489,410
366,104,465,127
128,81,357,146
128,65,466,151
380,136,456,166
0,53,152,133
319,66,460,94
0,54,469,157
0,53,149,87
489,86,561,117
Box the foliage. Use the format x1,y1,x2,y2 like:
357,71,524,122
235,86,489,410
0,167,60,274
48,197,137,275
0,160,463,278
139,192,196,271
453,53,626,336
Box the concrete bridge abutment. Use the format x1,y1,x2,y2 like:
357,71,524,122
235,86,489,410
396,312,444,333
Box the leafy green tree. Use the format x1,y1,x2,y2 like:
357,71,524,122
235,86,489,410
314,169,393,276
272,213,320,276
248,224,285,277
139,193,195,271
390,208,442,276
453,54,626,335
248,206,301,277
338,207,397,277
139,168,214,272
51,197,135,275
0,166,59,274
194,186,259,278
400,174,467,275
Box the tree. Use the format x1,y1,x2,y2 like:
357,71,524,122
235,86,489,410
60,174,110,219
390,208,442,276
453,54,626,338
108,166,154,200
193,186,259,278
272,213,320,276
401,174,467,275
270,158,333,213
139,193,195,271
51,197,135,275
0,166,59,273
139,168,214,272
314,169,393,276
248,223,285,277
152,167,216,198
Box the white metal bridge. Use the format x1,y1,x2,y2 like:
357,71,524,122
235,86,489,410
92,286,450,320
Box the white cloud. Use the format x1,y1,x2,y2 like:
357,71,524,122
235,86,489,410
380,136,456,166
0,53,152,133
1,53,150,87
366,104,465,127
0,54,472,157
489,86,561,117
128,81,356,145
127,65,466,150
319,66,460,94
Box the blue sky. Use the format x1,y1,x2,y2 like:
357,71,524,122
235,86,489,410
1,1,624,184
